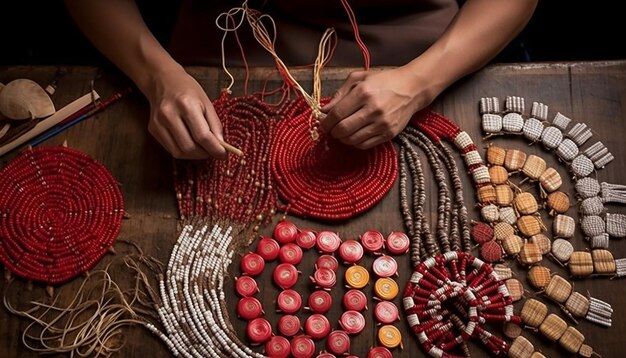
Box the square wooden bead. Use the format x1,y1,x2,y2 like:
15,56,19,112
546,191,570,215
503,113,524,132
508,336,534,358
504,149,527,171
522,155,547,180
495,184,515,206
556,138,579,161
489,166,509,185
552,112,572,130
539,313,567,341
551,238,574,263
502,235,523,256
519,241,542,265
514,192,539,215
482,114,503,133
499,207,518,225
486,145,506,166
592,249,616,274
553,215,575,239
575,177,601,199
559,326,585,354
478,185,497,204
545,275,572,303
528,266,551,289
541,126,563,149
523,117,544,142
530,234,551,255
539,167,562,193
505,278,524,301
521,298,548,327
606,213,626,238
517,215,543,237
565,291,590,318
569,251,593,277
494,222,515,241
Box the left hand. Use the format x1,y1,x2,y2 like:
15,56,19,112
319,67,432,149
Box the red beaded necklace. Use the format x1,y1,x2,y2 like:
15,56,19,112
0,146,123,284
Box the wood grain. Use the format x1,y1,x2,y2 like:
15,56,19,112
0,61,625,357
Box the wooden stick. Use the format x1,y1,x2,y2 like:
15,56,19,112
219,139,243,157
0,90,99,157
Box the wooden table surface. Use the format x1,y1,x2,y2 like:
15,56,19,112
1,61,625,358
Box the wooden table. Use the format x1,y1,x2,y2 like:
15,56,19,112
1,61,625,358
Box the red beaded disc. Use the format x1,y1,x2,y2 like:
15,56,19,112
312,267,337,289
274,220,298,244
360,230,385,253
374,301,399,324
307,290,333,313
339,310,366,335
481,240,503,263
367,347,393,358
295,229,317,249
291,335,316,358
372,255,398,278
277,289,302,314
271,102,398,220
235,276,259,297
305,313,331,339
315,254,339,272
278,315,301,337
273,263,299,290
338,239,364,264
471,222,494,244
241,252,265,276
256,237,280,261
265,336,291,358
343,289,368,311
327,330,351,355
279,243,303,265
316,231,341,253
247,317,273,344
238,297,263,320
385,231,410,255
0,146,123,284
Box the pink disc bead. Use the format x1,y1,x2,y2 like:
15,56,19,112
274,220,298,244
256,237,280,261
241,253,265,276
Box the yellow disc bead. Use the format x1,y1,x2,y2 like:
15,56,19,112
345,265,369,289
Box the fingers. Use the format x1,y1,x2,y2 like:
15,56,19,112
148,118,209,160
181,100,227,160
354,135,389,150
321,70,367,112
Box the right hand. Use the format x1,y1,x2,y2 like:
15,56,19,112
144,67,227,160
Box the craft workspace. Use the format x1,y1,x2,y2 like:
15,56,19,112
1,1,626,358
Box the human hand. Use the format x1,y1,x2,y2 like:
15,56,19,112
320,67,434,150
144,67,227,160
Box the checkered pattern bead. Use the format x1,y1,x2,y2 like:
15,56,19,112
493,264,513,280
521,298,548,327
505,95,525,114
480,96,501,114
552,238,574,262
482,114,503,133
553,214,575,238
546,191,570,214
502,113,524,132
505,278,525,301
495,184,515,206
453,131,473,150
522,155,547,180
590,234,610,249
499,206,518,225
502,234,524,255
544,275,572,303
559,327,585,354
552,112,572,130
556,138,579,161
481,204,500,222
464,150,483,167
472,165,491,184
478,185,497,204
531,101,549,121
565,291,590,318
517,215,542,237
489,166,509,185
528,266,551,289
579,196,604,216
580,215,606,237
539,167,562,192
541,126,563,149
575,177,601,199
486,145,506,166
606,213,626,238
567,122,593,146
583,141,607,160
504,149,527,171
514,192,539,215
523,117,544,142
530,234,551,254
519,241,542,265
494,222,515,241
508,336,534,358
570,155,594,177
540,314,568,341
594,152,615,169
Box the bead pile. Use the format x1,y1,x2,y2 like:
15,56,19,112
271,98,398,220
0,146,124,284
235,220,407,357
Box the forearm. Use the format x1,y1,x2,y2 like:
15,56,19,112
405,0,538,101
64,0,182,96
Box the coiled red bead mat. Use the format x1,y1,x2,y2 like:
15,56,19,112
0,146,124,284
271,98,398,220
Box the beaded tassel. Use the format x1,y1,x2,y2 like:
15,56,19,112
601,182,626,204
615,258,626,277
585,297,613,327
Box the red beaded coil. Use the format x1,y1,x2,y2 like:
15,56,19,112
403,252,521,357
271,98,398,220
0,146,123,284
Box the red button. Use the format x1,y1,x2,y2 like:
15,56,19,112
265,336,290,358
296,229,317,250
361,230,384,253
274,220,298,244
317,353,335,358
327,330,350,355
277,289,302,314
316,255,339,272
312,267,336,289
278,314,301,337
374,301,399,324
316,231,341,253
386,231,410,255
339,239,364,264
256,237,280,261
367,347,393,358
279,243,303,265
235,276,259,297
305,314,331,340
339,310,366,335
246,317,272,344
307,290,333,314
237,297,263,320
273,263,299,290
241,253,265,276
343,289,368,311
291,336,316,358
372,255,398,278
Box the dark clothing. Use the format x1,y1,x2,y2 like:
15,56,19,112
168,0,458,66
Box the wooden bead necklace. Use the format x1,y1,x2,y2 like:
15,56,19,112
0,145,123,285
